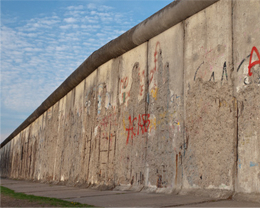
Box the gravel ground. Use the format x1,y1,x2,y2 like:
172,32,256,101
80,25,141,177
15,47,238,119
1,194,56,207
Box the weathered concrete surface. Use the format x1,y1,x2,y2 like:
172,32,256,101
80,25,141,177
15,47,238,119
115,43,148,190
2,178,260,207
146,22,184,194
233,0,260,199
1,0,260,202
183,0,234,198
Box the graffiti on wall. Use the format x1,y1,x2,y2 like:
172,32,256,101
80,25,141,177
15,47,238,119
119,62,145,105
126,114,150,144
150,41,161,85
248,46,260,76
138,68,145,97
193,45,227,82
120,77,130,104
194,60,228,84
149,41,161,101
193,45,260,86
237,46,260,85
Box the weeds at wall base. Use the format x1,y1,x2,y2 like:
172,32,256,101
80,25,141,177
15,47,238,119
0,186,95,207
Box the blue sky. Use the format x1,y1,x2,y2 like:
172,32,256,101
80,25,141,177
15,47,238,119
1,0,173,143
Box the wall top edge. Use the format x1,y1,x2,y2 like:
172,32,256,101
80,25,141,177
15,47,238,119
1,0,219,148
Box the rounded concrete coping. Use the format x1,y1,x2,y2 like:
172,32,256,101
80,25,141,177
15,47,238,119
1,0,219,148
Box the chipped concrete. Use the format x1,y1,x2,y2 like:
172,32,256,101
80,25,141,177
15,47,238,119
183,0,234,198
233,0,260,198
1,0,260,202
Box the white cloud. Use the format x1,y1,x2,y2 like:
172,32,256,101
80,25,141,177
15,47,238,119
60,25,71,30
87,38,96,42
17,16,60,32
41,19,60,25
65,10,86,17
64,17,77,23
87,3,96,10
1,1,139,139
26,33,39,38
24,47,43,52
72,24,79,29
67,5,84,10
55,46,68,51
98,5,113,11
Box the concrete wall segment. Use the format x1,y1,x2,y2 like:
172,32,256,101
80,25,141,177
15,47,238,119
93,59,120,187
233,0,260,195
115,43,147,190
146,22,184,193
183,0,235,197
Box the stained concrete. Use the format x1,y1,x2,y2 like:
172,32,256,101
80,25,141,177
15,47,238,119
1,0,260,202
233,0,260,196
145,22,184,193
183,0,235,198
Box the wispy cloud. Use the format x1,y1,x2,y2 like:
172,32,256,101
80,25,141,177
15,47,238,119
67,5,84,10
64,17,77,23
2,1,162,142
1,2,137,121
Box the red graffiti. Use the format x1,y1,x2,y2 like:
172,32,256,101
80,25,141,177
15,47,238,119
248,46,260,76
126,114,150,144
139,85,144,96
120,77,130,103
102,133,113,141
150,70,155,84
138,69,145,80
150,42,161,84
154,42,160,71
137,114,150,135
126,116,136,144
100,112,118,128
138,69,145,96
120,77,128,90
101,117,109,128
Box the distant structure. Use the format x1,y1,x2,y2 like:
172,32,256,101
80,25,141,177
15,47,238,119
1,0,260,202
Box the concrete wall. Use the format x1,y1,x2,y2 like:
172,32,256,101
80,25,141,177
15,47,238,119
233,0,260,199
1,0,260,200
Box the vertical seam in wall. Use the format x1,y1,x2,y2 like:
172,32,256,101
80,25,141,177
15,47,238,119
144,40,149,182
231,0,238,195
181,19,186,193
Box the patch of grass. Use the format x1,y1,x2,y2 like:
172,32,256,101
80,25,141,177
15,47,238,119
1,186,95,207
